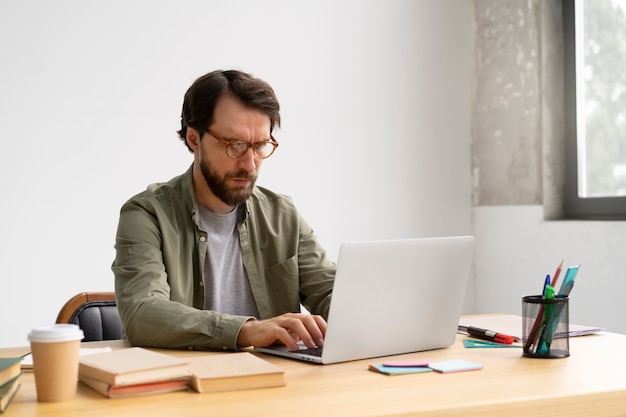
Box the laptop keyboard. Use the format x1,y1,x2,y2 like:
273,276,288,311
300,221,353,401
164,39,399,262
298,346,324,357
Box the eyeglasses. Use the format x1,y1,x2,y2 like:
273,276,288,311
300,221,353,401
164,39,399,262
206,129,279,159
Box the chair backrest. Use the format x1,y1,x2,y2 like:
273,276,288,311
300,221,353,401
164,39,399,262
56,292,124,342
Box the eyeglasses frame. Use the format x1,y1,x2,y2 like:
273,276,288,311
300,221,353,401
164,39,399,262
206,129,279,159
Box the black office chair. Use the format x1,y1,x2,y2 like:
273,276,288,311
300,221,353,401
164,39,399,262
55,292,124,342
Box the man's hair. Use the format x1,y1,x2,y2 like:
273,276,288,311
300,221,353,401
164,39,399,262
177,69,281,152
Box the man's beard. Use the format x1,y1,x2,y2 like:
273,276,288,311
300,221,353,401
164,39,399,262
199,158,256,207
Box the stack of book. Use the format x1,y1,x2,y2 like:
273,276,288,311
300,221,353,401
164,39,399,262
78,347,191,398
0,357,22,413
78,347,287,399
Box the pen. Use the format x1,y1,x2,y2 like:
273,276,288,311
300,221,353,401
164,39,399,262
459,325,516,344
542,274,550,297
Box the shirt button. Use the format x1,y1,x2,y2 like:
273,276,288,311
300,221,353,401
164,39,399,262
199,236,206,242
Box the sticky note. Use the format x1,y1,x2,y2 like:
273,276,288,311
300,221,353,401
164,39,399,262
368,364,433,376
382,359,431,367
428,359,483,373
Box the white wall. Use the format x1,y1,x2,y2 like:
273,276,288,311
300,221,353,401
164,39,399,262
0,0,473,347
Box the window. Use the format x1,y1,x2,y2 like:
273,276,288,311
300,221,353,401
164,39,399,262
563,0,626,219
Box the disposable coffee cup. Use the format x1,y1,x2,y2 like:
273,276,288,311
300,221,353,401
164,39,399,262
28,324,84,402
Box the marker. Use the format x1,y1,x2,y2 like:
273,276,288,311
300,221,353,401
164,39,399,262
459,325,516,344
544,285,555,317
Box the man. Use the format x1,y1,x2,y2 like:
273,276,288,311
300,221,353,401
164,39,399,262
113,69,335,352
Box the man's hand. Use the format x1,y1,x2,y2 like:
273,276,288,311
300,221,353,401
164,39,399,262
236,313,327,351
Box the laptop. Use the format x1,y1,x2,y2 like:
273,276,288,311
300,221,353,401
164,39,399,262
255,235,474,364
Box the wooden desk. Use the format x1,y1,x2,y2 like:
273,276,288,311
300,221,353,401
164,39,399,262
3,326,626,417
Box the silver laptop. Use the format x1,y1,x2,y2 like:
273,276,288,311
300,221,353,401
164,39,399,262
255,236,474,364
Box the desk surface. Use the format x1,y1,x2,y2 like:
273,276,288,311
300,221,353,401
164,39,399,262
3,316,626,417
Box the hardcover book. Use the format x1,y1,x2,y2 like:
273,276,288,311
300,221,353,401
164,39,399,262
78,347,191,386
80,374,188,398
187,352,285,393
0,375,21,413
0,358,21,387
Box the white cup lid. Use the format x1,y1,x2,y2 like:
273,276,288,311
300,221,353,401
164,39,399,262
28,324,84,343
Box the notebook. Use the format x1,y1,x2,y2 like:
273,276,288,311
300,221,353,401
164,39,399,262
255,235,474,364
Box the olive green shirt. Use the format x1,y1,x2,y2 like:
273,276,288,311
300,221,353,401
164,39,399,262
113,165,335,351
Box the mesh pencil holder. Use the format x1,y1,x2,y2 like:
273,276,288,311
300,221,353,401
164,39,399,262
522,295,570,358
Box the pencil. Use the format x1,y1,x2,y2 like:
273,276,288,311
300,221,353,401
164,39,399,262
550,260,564,287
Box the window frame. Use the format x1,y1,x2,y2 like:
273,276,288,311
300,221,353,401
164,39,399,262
563,0,626,220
